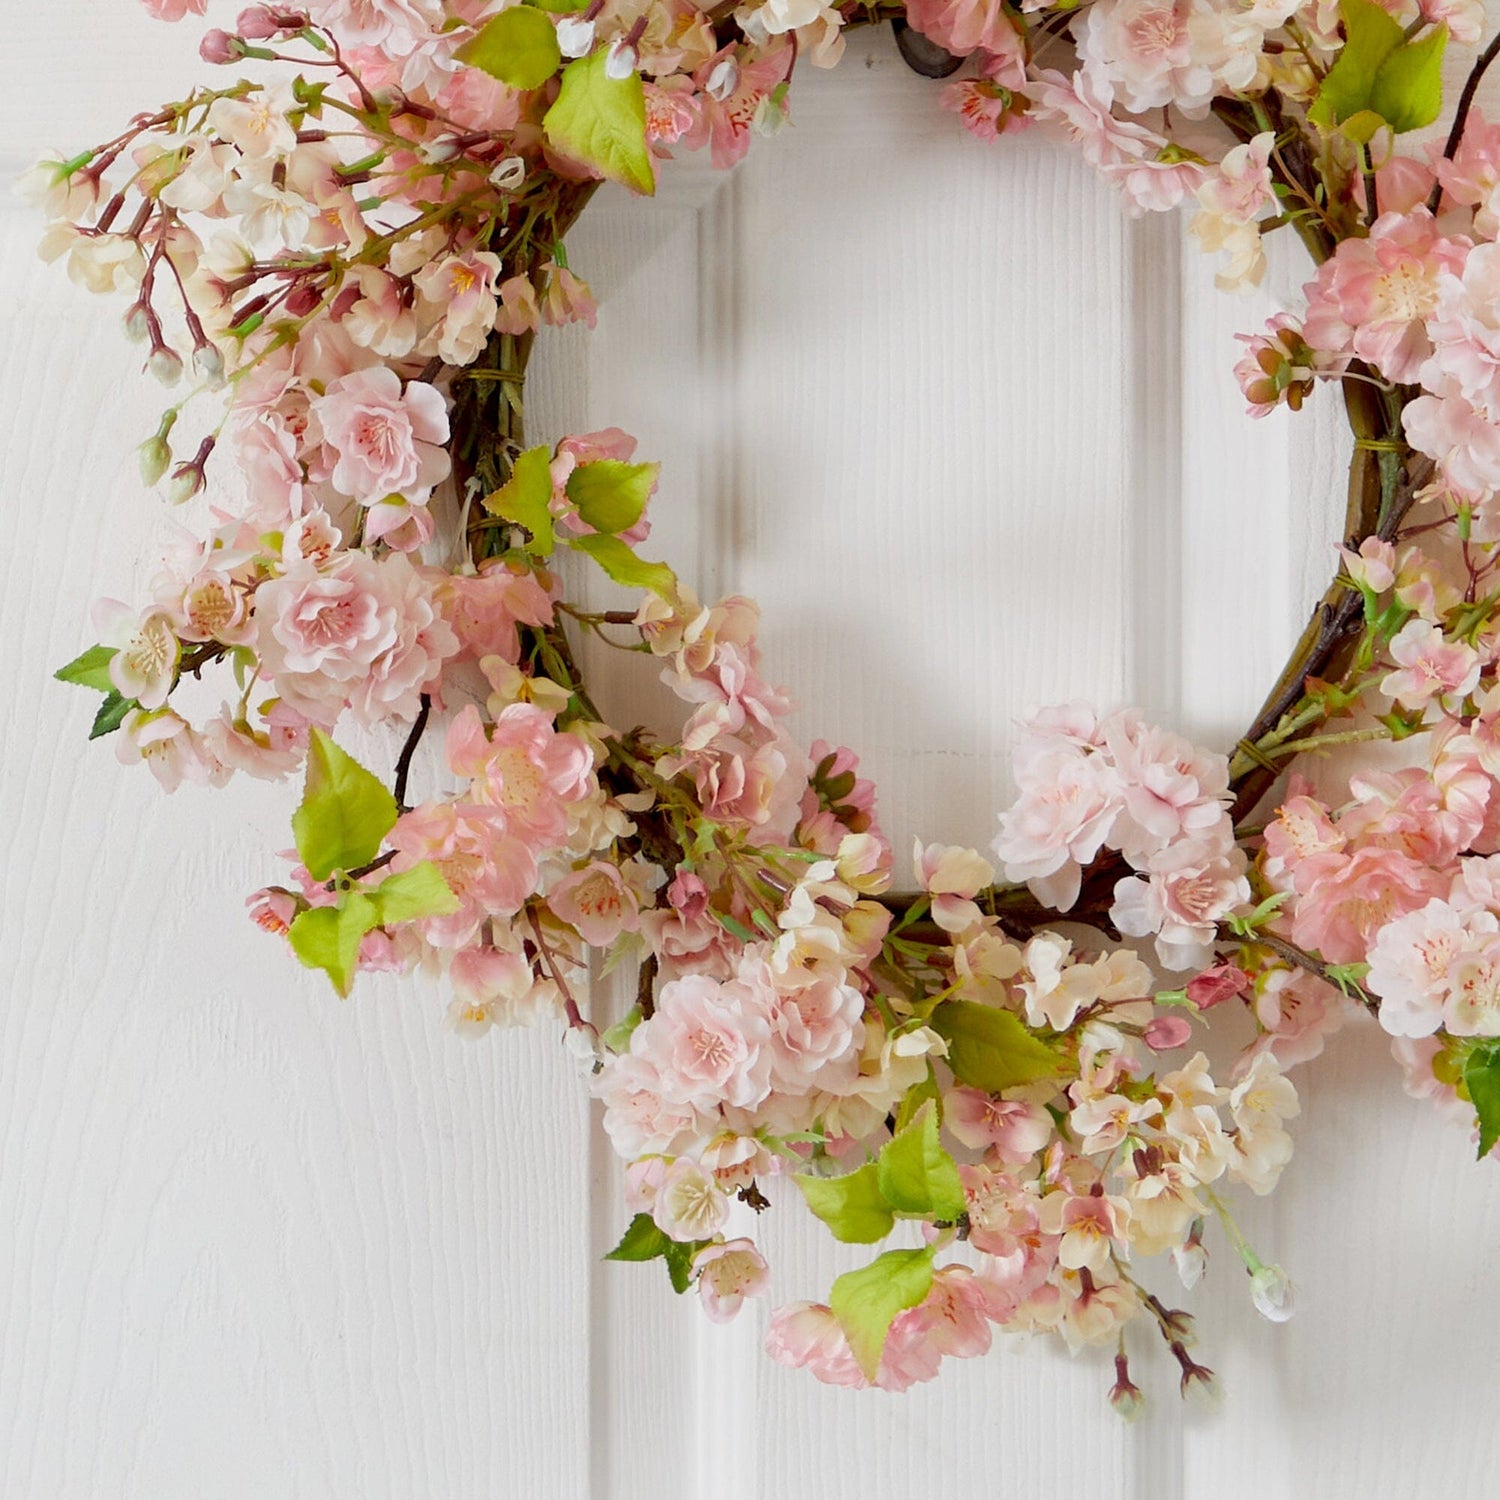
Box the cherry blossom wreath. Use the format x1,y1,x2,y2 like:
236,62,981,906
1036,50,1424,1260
35,0,1500,1412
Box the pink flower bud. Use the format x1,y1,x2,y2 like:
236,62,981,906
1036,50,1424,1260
200,30,244,65
1143,1014,1193,1051
1186,963,1249,1010
236,6,280,38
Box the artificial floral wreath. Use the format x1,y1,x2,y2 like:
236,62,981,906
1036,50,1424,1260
34,0,1500,1415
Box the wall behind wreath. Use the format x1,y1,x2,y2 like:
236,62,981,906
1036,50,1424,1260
2,5,1499,1497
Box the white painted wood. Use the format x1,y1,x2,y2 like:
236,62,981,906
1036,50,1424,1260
8,8,1500,1498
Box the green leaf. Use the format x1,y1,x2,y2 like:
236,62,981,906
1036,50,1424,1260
1309,0,1404,129
367,862,460,925
456,6,561,90
543,50,655,197
483,443,555,557
90,691,134,740
567,532,678,599
288,893,378,998
794,1161,895,1245
601,1005,644,1054
930,999,1064,1092
1370,22,1447,133
1464,1043,1500,1159
605,1212,671,1262
55,644,117,693
663,1239,703,1294
876,1102,966,1220
566,459,660,536
291,729,399,882
528,0,587,12
830,1246,937,1383
892,1067,942,1134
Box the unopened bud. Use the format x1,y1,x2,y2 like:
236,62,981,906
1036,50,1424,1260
705,57,738,101
200,29,244,65
167,463,204,505
235,5,280,38
123,303,151,344
1108,1354,1145,1422
284,284,320,317
605,40,638,79
138,435,172,487
193,343,226,385
1248,1263,1295,1323
555,17,595,56
148,346,185,387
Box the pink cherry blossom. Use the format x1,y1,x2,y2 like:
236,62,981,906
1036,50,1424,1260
1246,968,1345,1070
548,861,641,947
593,1054,702,1158
653,1157,730,1242
1404,386,1500,494
765,970,866,1094
1290,846,1449,965
694,1238,770,1322
388,801,539,947
906,0,1023,58
439,562,556,663
945,1088,1054,1161
1302,210,1469,384
447,946,557,1034
310,367,450,506
1028,68,1159,172
1187,962,1249,1009
447,702,596,851
764,1302,867,1388
137,0,207,19
633,971,774,1111
93,599,179,709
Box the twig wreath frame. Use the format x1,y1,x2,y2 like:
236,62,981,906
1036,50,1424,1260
34,0,1500,1410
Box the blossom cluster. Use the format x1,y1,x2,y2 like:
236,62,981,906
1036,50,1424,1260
38,0,1500,1411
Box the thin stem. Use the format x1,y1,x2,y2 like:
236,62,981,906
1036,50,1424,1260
393,693,432,812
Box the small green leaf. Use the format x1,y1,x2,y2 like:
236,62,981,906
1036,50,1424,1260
528,0,587,12
456,6,562,90
830,1245,937,1383
930,999,1064,1092
1309,0,1404,130
566,459,660,536
1464,1043,1500,1159
567,532,678,599
543,49,655,197
663,1239,706,1294
55,644,117,693
484,443,556,557
90,691,134,740
605,1212,671,1262
876,1102,966,1220
892,1068,942,1134
601,1005,644,1054
291,729,399,882
1370,22,1447,134
288,893,378,998
794,1161,895,1245
367,862,460,925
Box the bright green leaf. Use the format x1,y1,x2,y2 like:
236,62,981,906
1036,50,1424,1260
876,1102,966,1221
55,644,117,693
930,999,1064,1092
1464,1043,1500,1159
1370,22,1447,134
605,1212,671,1262
663,1239,707,1294
483,443,556,557
90,691,134,740
543,50,655,197
566,459,660,536
456,6,562,90
893,1067,942,1134
794,1161,895,1245
288,893,378,998
567,532,678,599
529,0,588,12
291,729,399,882
1308,0,1404,130
601,1005,643,1054
368,862,460,926
830,1246,937,1383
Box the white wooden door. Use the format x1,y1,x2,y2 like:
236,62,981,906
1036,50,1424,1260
4,7,1500,1497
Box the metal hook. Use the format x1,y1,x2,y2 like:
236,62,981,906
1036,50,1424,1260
891,18,965,78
